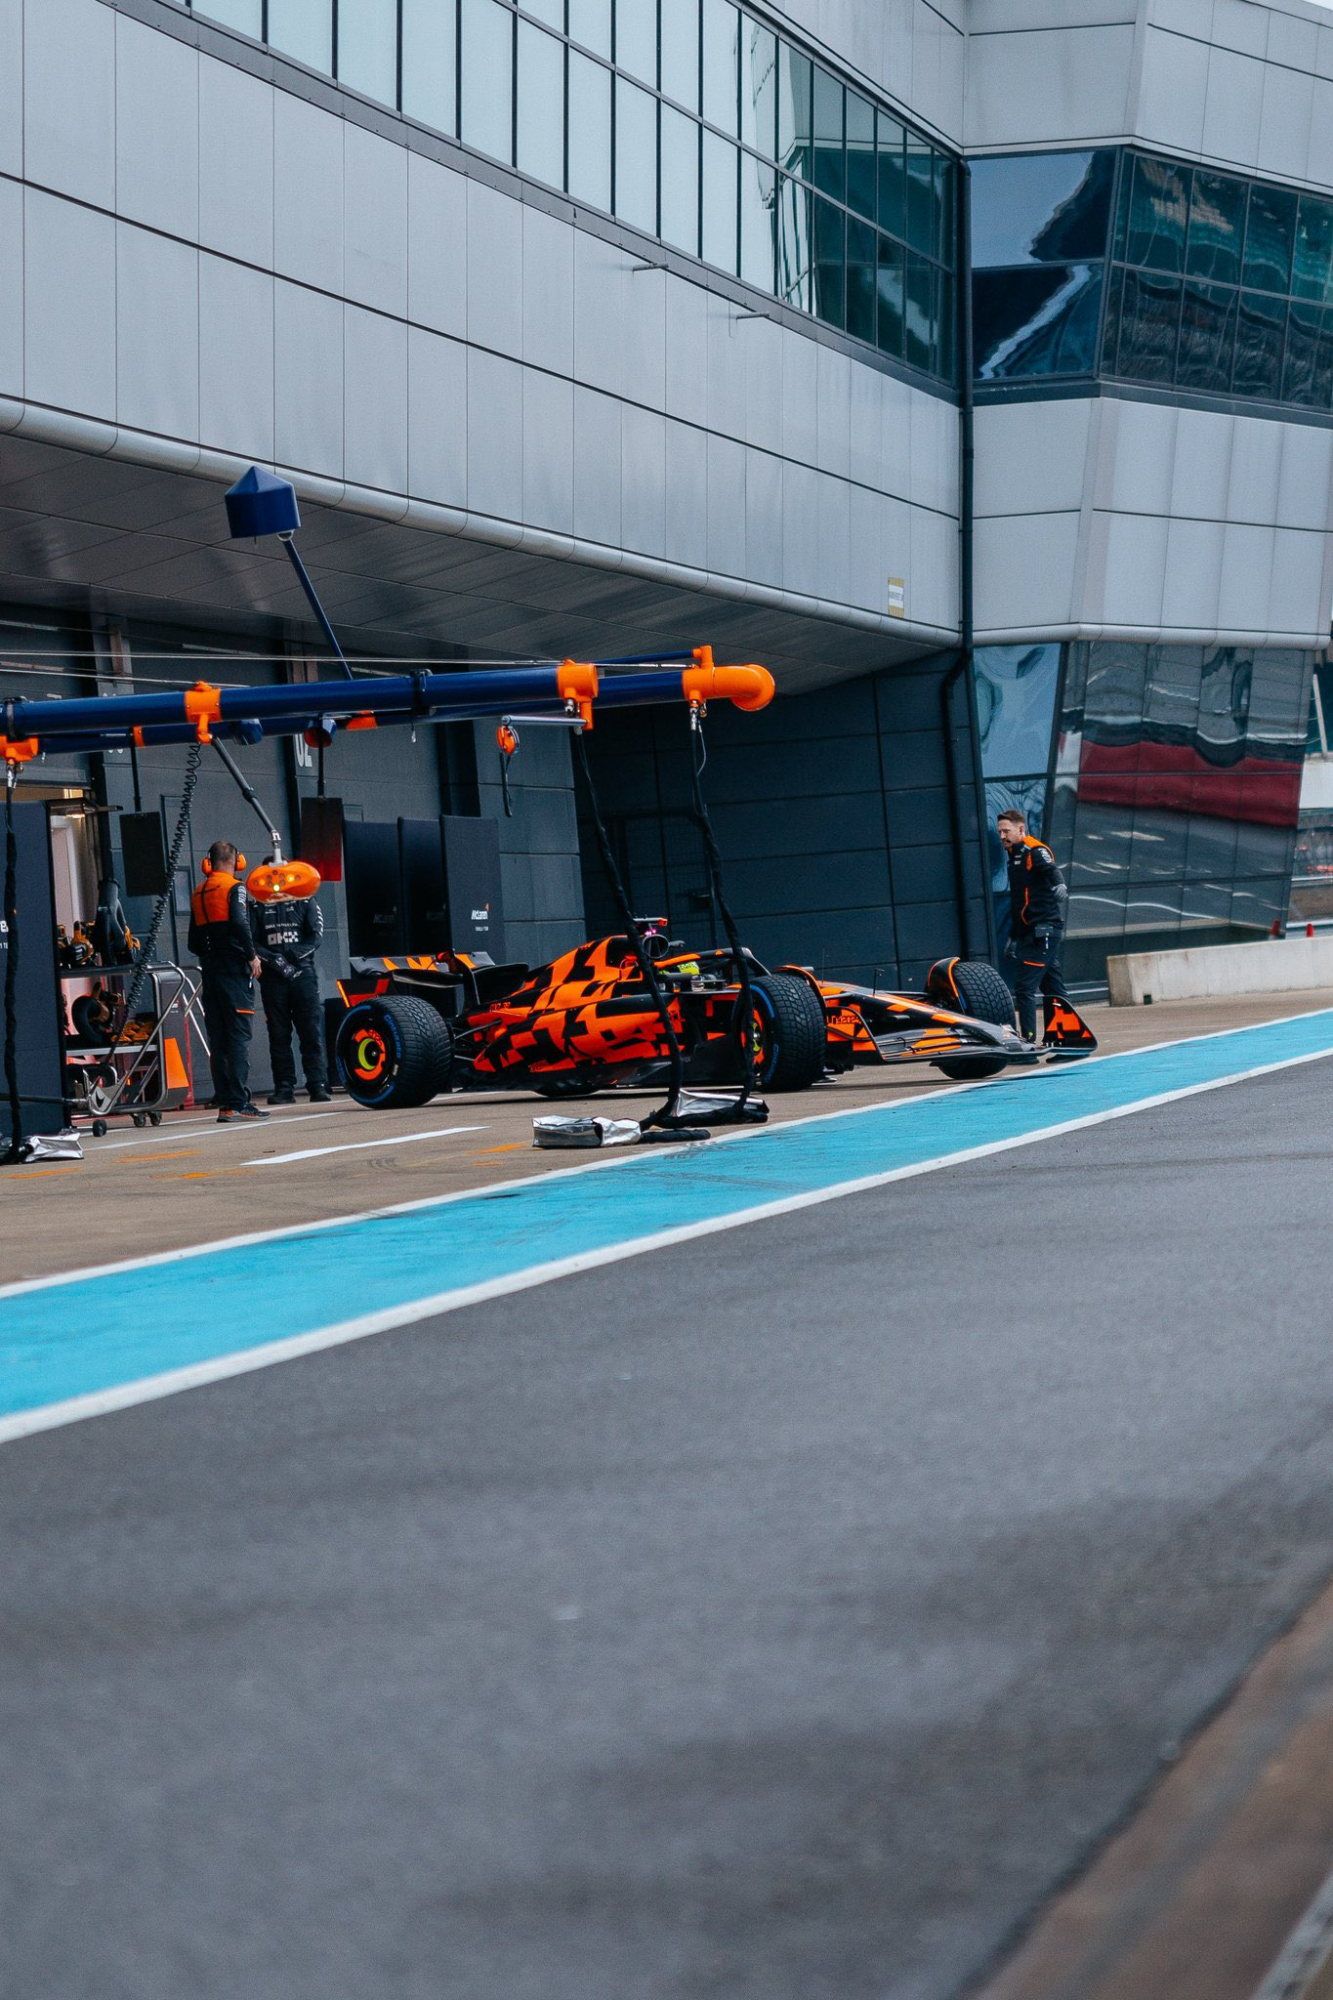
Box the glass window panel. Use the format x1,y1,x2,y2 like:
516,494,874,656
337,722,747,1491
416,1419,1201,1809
969,150,1114,268
615,76,657,233
740,150,776,291
702,0,739,135
974,265,1103,380
1318,307,1333,409
938,272,955,382
740,21,776,158
1248,648,1310,745
402,0,457,133
1282,301,1321,408
517,22,565,188
337,0,397,101
196,0,263,34
1185,170,1246,285
877,116,905,238
876,234,904,358
660,106,700,254
904,250,936,371
777,44,810,180
1100,262,1125,373
811,66,844,203
1243,181,1297,294
1112,268,1182,384
846,216,876,343
461,0,514,162
777,174,812,312
934,154,956,268
812,195,845,329
701,129,738,272
1293,196,1333,302
975,645,1062,780
845,93,875,221
1126,154,1188,272
616,0,656,84
1085,642,1148,724
905,134,935,254
1199,647,1250,759
1233,290,1285,399
1178,880,1234,929
1231,876,1286,933
267,0,332,72
568,50,612,207
524,0,564,25
1110,152,1132,260
660,0,699,109
569,0,611,57
1176,279,1237,394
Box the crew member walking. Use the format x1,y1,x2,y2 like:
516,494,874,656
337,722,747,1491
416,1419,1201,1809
997,809,1068,1044
251,888,330,1106
188,840,268,1122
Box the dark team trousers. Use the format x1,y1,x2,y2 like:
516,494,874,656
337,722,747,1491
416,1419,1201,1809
201,964,255,1109
260,966,328,1094
1013,926,1067,1042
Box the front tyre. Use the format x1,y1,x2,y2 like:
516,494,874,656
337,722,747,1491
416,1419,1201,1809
933,958,1014,1081
336,996,454,1109
750,974,827,1092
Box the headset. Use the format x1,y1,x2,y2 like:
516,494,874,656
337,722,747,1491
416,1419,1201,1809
200,852,246,876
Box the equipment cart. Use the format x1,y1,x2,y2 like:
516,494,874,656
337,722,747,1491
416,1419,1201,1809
61,962,199,1135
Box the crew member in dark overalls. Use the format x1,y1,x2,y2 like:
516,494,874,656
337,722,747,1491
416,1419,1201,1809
188,840,268,1122
997,808,1069,1044
251,889,330,1106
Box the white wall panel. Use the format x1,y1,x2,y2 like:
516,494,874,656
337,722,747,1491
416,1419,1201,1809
1226,417,1283,526
1100,400,1179,517
621,403,666,558
522,368,574,534
706,295,749,442
975,399,1092,519
198,57,274,269
407,153,467,340
743,315,784,458
780,330,819,471
1136,24,1210,156
1201,48,1265,172
664,419,709,571
1218,523,1276,632
622,264,666,413
975,511,1079,632
116,228,199,440
1276,425,1333,532
344,124,408,318
815,344,852,481
23,190,115,418
572,230,627,400
468,349,524,522
406,326,467,508
663,278,708,428
0,178,20,398
466,181,523,359
0,0,21,181
344,306,408,493
744,446,784,589
966,25,1135,147
1160,516,1225,631
1258,56,1315,185
1169,407,1235,519
782,460,822,598
1269,527,1327,634
24,0,115,207
274,280,344,477
571,385,620,546
909,505,958,630
521,206,574,378
199,255,274,463
273,93,344,294
847,485,888,612
116,16,198,240
706,432,747,578
815,470,852,608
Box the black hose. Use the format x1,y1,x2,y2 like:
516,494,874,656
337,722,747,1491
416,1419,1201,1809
3,763,22,1160
572,728,687,1130
100,739,203,1083
687,713,755,1113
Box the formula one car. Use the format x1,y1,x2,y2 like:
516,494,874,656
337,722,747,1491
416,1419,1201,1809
334,929,1097,1108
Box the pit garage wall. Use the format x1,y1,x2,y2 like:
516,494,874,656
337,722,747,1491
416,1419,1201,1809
579,658,990,989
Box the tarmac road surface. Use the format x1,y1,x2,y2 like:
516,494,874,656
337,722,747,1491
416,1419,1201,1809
4,1052,1333,1997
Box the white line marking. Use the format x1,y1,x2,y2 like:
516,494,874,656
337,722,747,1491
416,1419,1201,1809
87,1110,352,1151
2,1004,1330,1302
244,1125,488,1166
1,1037,1331,1447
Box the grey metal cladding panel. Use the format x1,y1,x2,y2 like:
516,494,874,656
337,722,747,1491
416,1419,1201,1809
875,668,948,735
887,841,956,908
573,229,628,402
344,123,409,318
198,56,275,269
623,265,666,413
406,328,467,509
879,726,948,789
25,0,115,206
724,849,893,917
468,348,524,523
344,306,409,493
571,385,621,547
1202,48,1265,173
884,785,954,849
743,907,898,974
621,403,667,559
664,277,708,428
892,898,958,958
24,191,116,419
816,473,853,608
1136,22,1209,158
0,179,20,400
707,790,888,860
522,366,575,534
706,432,747,578
407,153,467,342
117,228,200,440
467,180,523,359
706,293,749,442
274,281,344,478
816,345,853,480
782,461,822,599
0,0,19,180
522,205,574,378
664,420,709,572
781,330,820,471
966,24,1135,148
115,14,198,241
1258,52,1316,187
199,255,275,463
744,446,784,590
696,734,883,804
744,315,784,457
273,92,345,294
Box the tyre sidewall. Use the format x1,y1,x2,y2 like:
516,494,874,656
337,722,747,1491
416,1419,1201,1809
337,1002,407,1107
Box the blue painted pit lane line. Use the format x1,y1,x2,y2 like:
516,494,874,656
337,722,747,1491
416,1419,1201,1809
2,1007,1333,1443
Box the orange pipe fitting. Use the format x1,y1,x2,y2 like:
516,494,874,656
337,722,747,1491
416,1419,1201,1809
0,736,38,764
345,713,378,732
183,680,224,744
682,646,775,713
557,658,599,729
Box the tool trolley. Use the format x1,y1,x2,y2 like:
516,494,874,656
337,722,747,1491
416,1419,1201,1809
61,962,199,1136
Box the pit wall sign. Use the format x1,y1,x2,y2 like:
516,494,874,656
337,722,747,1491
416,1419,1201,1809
888,577,906,619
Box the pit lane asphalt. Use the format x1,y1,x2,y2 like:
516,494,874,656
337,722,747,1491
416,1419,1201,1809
4,1051,1333,1999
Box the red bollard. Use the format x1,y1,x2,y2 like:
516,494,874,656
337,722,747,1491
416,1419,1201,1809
1310,923,1316,938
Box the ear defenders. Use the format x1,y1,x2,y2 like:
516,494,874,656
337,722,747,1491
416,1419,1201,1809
200,852,246,876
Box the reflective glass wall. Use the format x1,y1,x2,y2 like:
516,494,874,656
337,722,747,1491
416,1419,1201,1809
1048,642,1310,970
971,152,1114,382
184,0,957,385
973,644,1061,945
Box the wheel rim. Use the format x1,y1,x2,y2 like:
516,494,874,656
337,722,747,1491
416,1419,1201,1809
344,1018,392,1095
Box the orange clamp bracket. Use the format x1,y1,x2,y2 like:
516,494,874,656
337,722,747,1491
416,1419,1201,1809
0,736,38,764
346,713,378,732
682,645,775,713
497,723,519,758
557,658,599,730
184,680,224,744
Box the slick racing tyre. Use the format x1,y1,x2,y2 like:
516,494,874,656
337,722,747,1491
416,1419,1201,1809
336,996,454,1109
933,959,1014,1082
750,973,827,1092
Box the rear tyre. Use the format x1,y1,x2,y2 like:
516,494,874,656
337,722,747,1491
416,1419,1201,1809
336,996,455,1109
934,958,1014,1081
750,973,827,1092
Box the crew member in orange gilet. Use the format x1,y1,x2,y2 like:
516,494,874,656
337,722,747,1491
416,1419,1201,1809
997,808,1069,1044
188,840,269,1123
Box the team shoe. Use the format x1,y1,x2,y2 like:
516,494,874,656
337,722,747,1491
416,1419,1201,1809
307,1086,332,1102
268,1088,296,1106
218,1104,271,1122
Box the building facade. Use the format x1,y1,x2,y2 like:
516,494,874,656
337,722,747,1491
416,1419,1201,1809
2,0,1331,1036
